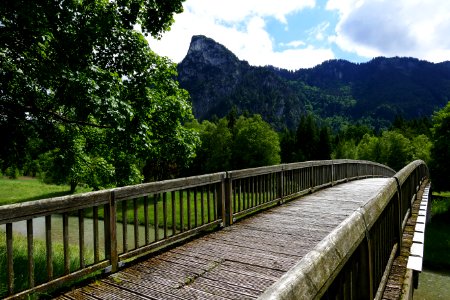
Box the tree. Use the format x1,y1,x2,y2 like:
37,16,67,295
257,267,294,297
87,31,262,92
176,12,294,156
1,0,198,189
430,102,450,191
232,115,280,168
186,119,232,174
295,114,319,161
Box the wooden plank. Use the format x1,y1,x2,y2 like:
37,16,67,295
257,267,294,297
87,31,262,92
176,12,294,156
180,191,184,233
163,193,168,239
144,196,149,244
0,190,110,224
133,198,139,249
6,223,14,295
154,194,159,242
79,209,85,269
93,206,99,263
171,191,176,235
46,215,53,280
27,219,35,288
122,200,128,253
63,212,70,275
114,173,225,200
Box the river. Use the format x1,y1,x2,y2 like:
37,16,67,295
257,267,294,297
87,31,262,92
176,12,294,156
0,215,170,254
414,269,450,299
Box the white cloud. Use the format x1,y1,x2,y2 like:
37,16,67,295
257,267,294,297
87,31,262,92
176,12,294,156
326,0,450,62
279,40,306,48
307,22,330,41
147,0,336,69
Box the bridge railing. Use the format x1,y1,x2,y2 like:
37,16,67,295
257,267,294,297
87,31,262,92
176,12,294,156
259,160,429,300
0,159,394,299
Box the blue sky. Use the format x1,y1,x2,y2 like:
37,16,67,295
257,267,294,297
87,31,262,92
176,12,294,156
148,0,450,70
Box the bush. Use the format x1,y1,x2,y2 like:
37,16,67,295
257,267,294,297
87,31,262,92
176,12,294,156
5,167,20,179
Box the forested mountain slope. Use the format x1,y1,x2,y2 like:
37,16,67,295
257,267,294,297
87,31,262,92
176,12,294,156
177,35,450,129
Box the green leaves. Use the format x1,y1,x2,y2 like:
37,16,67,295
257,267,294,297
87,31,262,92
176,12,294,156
1,0,194,190
430,101,450,191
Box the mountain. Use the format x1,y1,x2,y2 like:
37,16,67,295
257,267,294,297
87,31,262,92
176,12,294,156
177,35,450,130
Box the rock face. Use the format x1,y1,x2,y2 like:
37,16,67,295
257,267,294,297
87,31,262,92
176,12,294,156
177,35,305,129
177,35,248,120
177,35,450,129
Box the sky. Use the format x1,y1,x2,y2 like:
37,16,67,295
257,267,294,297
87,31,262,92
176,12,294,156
147,0,450,70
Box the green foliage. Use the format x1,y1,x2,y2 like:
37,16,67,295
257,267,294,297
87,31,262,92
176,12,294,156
1,0,197,189
187,114,280,173
188,118,233,173
430,101,450,191
280,114,332,163
233,115,281,168
5,166,20,179
353,130,431,171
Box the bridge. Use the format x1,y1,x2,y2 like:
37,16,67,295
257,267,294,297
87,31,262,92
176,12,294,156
0,160,430,299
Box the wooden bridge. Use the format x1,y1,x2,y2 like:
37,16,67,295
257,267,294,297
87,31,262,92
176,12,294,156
0,160,430,299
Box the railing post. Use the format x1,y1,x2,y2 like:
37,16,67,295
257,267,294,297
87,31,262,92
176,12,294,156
104,191,118,272
331,161,335,185
218,173,233,226
277,170,284,202
394,177,403,253
225,177,233,226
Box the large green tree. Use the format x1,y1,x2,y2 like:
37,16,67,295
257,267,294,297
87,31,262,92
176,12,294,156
1,0,198,190
430,102,450,191
232,115,280,168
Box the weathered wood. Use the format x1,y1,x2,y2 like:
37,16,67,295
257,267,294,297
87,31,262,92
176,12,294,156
63,212,70,275
171,191,176,235
45,215,53,280
180,190,185,233
194,189,198,228
114,172,225,200
27,219,34,288
93,206,99,263
163,192,168,239
107,192,118,273
143,196,149,244
0,190,110,225
154,194,159,241
5,261,110,300
200,188,205,225
121,200,127,253
133,198,138,249
78,209,85,269
6,223,14,295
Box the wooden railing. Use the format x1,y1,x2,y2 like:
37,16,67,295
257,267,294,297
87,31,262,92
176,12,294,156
259,160,429,300
0,160,394,299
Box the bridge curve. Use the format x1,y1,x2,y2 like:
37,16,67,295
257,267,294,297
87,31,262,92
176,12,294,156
0,160,428,299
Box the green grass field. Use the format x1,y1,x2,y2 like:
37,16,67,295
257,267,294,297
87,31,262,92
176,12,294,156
0,177,91,205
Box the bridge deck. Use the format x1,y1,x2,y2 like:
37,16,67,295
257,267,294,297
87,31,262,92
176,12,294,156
56,178,390,300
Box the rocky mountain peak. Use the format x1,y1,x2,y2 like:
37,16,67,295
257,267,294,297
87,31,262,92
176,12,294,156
183,35,241,67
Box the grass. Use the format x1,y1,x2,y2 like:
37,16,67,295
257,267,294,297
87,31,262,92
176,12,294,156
0,177,91,205
423,193,450,271
0,232,90,298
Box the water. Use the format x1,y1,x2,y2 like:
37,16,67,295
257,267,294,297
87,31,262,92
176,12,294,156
0,215,171,254
415,269,450,299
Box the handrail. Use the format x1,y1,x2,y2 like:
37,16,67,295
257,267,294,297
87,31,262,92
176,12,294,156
259,160,429,300
0,159,395,299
